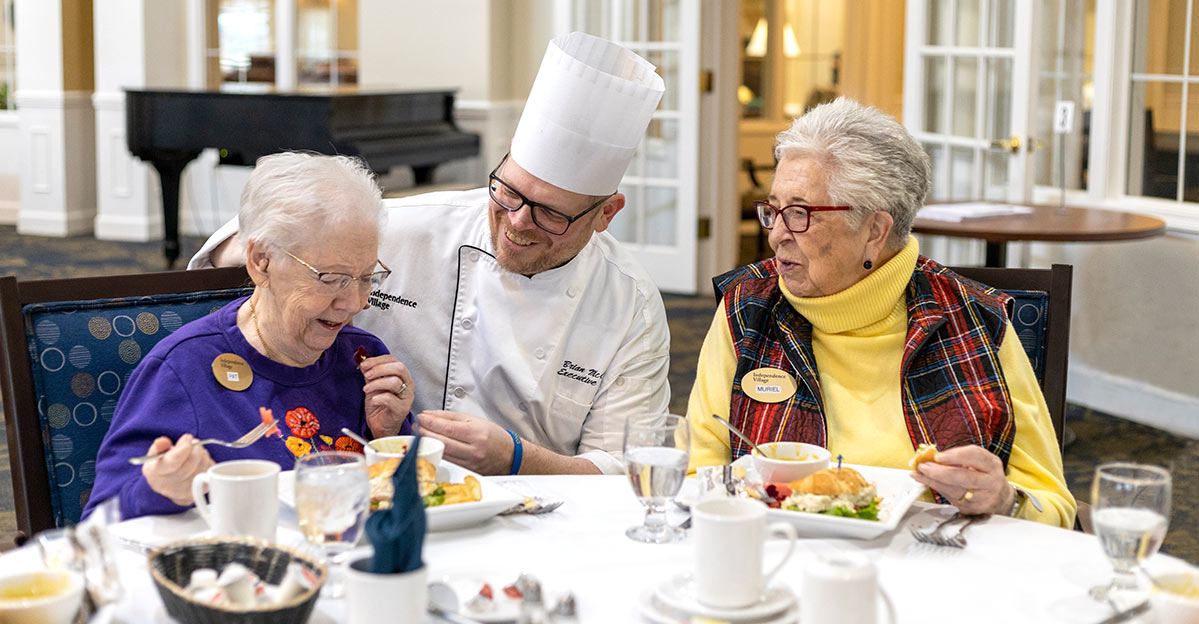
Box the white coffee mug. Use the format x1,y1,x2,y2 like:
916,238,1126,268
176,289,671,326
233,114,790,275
693,497,798,609
190,459,280,541
344,556,426,624
800,551,896,624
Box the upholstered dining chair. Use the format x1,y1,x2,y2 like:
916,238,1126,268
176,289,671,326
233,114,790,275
949,264,1082,532
948,264,1073,452
0,267,251,546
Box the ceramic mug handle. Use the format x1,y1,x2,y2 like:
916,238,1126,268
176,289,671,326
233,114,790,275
879,587,897,624
761,521,798,587
191,472,214,528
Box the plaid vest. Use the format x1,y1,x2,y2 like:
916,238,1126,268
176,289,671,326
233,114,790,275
712,255,1016,470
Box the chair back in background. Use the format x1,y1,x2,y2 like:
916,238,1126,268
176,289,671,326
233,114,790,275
948,264,1073,450
0,267,251,544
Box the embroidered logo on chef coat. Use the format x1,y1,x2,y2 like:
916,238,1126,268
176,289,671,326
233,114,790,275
557,360,601,386
368,290,419,311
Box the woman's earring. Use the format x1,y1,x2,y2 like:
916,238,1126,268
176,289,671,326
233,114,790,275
863,259,873,270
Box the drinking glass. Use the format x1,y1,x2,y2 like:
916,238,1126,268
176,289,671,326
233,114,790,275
623,413,690,543
1089,462,1172,601
295,450,370,597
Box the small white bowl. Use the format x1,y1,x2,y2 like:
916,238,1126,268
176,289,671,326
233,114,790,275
751,442,831,485
0,569,85,624
365,435,445,468
1150,569,1199,624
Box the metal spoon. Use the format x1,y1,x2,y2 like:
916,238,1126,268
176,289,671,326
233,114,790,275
340,427,371,449
710,415,773,459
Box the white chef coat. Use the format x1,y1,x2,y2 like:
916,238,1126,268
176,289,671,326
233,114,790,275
189,188,671,474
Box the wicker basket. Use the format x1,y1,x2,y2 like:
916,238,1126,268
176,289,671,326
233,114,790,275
148,537,327,624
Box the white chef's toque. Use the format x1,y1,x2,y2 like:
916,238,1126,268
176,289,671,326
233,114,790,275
510,32,666,196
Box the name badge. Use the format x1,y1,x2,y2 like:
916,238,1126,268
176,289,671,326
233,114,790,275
212,353,253,391
742,367,797,403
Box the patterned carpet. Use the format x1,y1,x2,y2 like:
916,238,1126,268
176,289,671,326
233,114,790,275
0,225,1194,564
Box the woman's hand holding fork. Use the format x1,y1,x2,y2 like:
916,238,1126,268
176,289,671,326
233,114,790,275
141,434,215,506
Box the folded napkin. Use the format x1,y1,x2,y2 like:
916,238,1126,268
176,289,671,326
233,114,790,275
364,433,426,574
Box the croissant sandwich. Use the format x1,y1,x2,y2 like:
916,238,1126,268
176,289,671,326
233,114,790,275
780,466,880,520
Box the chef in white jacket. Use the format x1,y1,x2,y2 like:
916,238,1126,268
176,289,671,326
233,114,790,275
189,32,669,476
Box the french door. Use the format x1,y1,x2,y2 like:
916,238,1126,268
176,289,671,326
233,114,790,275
564,0,701,294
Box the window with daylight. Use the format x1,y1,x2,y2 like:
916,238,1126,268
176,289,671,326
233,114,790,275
1127,0,1199,203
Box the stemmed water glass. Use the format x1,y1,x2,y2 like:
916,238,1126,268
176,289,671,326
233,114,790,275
623,413,690,544
1089,462,1172,602
295,450,371,597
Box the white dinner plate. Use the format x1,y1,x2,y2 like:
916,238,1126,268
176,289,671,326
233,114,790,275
717,457,927,540
278,460,523,532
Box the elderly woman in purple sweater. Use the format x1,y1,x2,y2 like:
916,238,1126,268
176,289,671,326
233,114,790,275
83,152,414,520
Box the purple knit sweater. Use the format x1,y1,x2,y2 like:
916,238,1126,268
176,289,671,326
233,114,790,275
83,297,397,520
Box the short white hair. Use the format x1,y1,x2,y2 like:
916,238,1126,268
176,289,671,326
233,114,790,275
774,97,930,250
237,152,383,254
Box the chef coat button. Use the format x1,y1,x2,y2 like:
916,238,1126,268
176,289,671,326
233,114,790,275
566,287,579,298
519,402,529,412
453,387,466,399
469,251,480,262
534,348,545,359
615,378,625,387
461,318,473,330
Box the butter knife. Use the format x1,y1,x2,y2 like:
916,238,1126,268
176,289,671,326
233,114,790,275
1095,600,1150,624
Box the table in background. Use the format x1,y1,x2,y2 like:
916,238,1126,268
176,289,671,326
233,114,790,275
912,202,1166,267
0,475,1184,623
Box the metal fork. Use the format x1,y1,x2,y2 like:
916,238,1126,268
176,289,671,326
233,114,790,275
909,512,989,547
127,421,274,465
500,496,565,516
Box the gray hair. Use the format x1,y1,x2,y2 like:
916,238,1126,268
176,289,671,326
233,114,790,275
773,97,930,250
237,152,384,254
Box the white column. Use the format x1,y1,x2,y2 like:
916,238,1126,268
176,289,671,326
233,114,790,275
91,0,188,242
275,0,297,90
14,0,96,236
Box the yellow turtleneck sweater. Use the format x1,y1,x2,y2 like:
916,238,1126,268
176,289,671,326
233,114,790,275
685,238,1076,528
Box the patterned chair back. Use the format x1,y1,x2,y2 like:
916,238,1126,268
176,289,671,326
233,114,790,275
0,267,251,544
949,264,1073,451
1003,289,1050,384
21,289,252,526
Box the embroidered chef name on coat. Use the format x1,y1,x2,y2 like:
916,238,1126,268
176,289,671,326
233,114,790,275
368,290,418,311
557,360,600,386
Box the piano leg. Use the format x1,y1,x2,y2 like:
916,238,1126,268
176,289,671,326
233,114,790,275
412,165,435,185
149,153,200,269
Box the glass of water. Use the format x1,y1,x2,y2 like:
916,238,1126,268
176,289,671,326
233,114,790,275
295,451,370,596
623,413,690,544
1090,462,1171,601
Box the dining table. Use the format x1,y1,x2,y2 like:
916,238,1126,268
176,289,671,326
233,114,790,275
0,473,1187,623
912,201,1167,267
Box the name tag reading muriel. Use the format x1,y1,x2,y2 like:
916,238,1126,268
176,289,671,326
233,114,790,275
742,367,797,403
212,353,252,391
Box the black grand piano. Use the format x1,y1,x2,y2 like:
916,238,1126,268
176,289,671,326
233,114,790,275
125,87,480,267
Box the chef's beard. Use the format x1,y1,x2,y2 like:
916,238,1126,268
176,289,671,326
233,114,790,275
489,221,571,275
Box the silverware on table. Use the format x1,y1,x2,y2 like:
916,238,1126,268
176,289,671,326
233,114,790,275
128,421,274,464
500,497,565,516
1094,600,1150,624
909,512,990,548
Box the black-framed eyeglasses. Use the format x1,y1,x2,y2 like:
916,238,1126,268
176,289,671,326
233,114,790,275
488,154,614,235
754,200,854,233
284,250,391,296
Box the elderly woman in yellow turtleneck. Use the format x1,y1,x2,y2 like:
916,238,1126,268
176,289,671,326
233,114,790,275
687,98,1075,528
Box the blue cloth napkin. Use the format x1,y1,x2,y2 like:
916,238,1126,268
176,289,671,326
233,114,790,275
364,433,426,574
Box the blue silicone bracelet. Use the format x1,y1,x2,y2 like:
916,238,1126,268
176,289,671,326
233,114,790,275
507,429,523,475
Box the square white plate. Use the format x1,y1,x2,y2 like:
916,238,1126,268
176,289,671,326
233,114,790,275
729,456,926,540
278,460,523,532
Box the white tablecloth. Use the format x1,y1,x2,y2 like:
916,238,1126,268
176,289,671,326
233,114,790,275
2,475,1186,623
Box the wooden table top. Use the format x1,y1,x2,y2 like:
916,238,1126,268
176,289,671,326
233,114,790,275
911,202,1167,243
